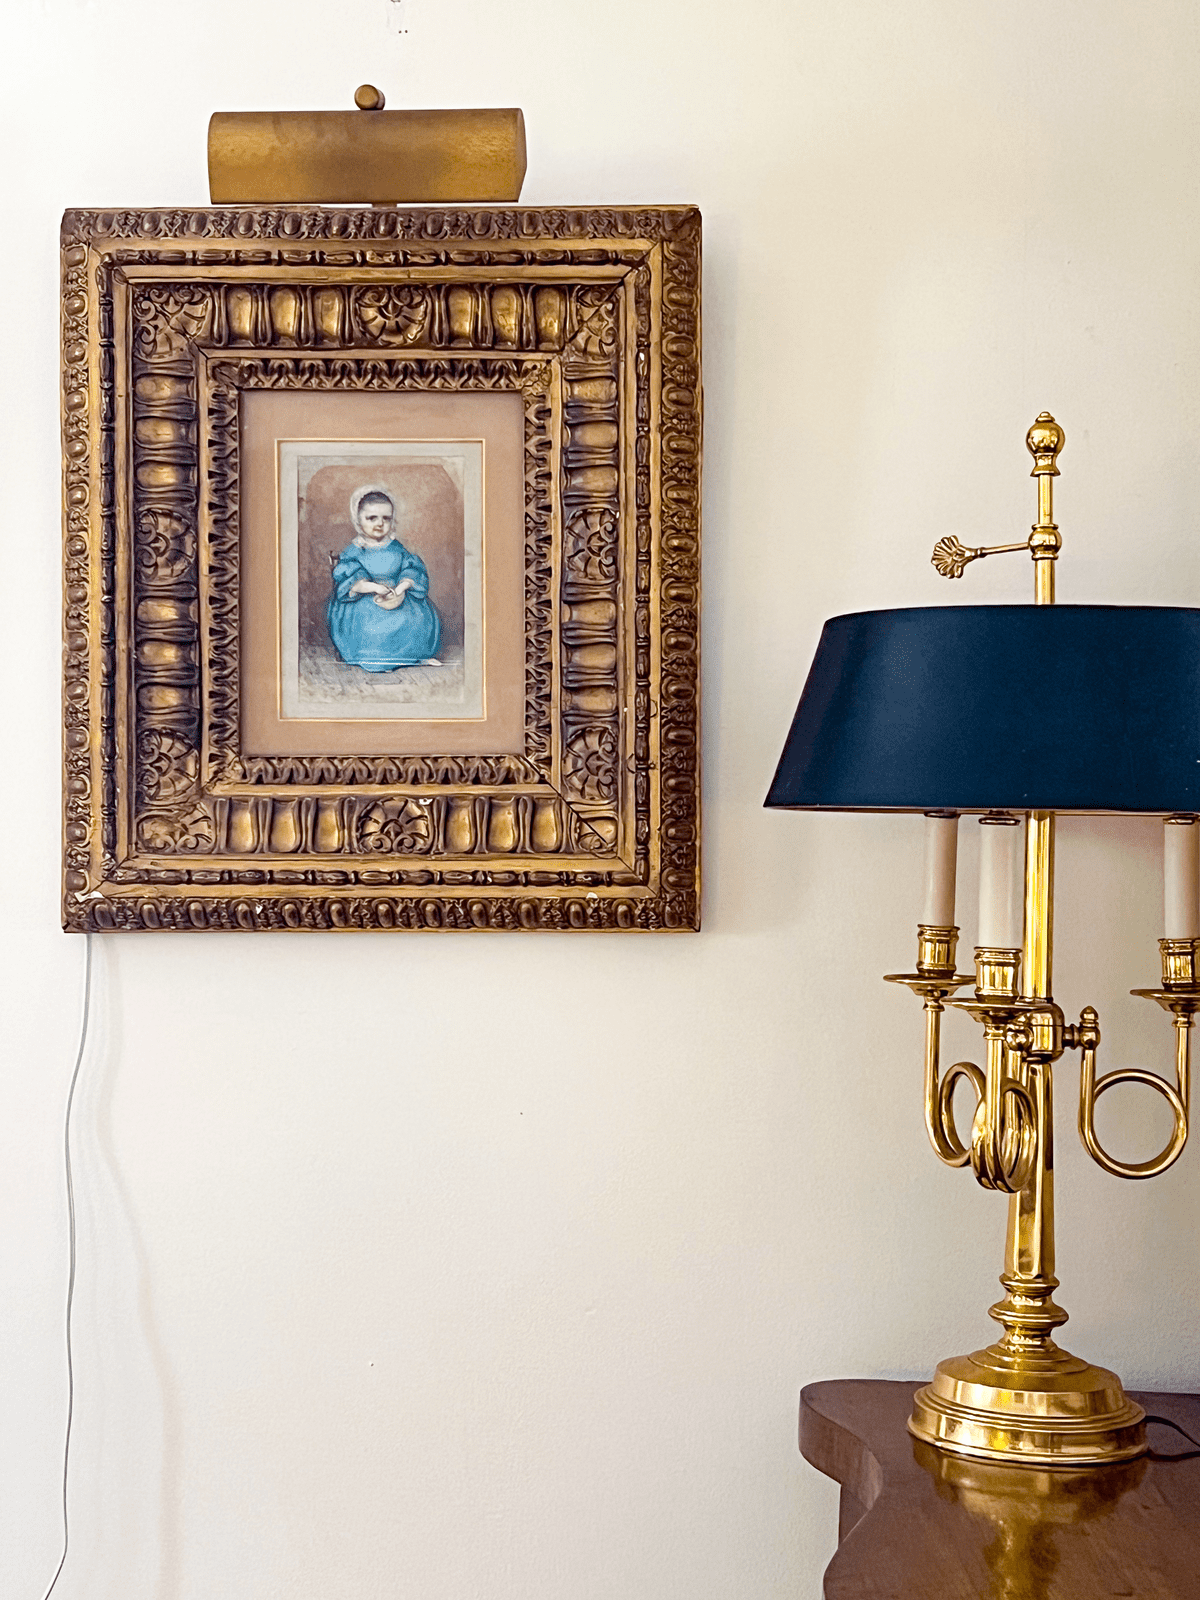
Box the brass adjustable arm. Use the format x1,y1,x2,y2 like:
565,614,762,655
931,413,1065,604
931,536,1028,580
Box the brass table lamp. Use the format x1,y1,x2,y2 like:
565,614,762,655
766,415,1200,1466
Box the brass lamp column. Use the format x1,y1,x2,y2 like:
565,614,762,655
908,417,1145,1464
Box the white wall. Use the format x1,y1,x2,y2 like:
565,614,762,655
4,2,1200,1595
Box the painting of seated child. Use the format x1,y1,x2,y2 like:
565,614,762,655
278,440,484,721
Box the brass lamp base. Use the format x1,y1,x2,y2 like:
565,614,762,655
909,1343,1146,1466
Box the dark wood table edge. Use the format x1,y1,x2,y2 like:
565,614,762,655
800,1379,912,1543
800,1378,1200,1591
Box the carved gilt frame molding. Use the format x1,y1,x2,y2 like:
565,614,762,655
61,206,701,931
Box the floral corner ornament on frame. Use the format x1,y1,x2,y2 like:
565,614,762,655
60,206,702,932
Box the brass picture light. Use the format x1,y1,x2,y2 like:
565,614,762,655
766,415,1200,1466
208,86,526,205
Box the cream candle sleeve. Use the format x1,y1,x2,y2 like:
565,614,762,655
1163,816,1199,939
978,816,1022,950
922,813,959,927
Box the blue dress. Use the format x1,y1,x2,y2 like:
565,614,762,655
327,538,442,671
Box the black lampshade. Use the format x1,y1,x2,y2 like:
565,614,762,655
765,605,1200,813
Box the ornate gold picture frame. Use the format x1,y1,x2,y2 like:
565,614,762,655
61,206,701,932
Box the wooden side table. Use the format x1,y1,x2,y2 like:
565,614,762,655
801,1379,1200,1598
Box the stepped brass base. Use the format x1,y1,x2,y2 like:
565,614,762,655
908,1343,1147,1466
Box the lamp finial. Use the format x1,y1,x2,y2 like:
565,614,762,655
1027,412,1065,478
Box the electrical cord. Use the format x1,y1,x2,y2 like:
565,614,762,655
39,931,92,1600
1145,1414,1200,1461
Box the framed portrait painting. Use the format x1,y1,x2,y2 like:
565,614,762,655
61,205,701,931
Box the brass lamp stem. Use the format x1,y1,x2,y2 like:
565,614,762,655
987,465,1064,1339
989,811,1068,1355
985,452,1064,1358
1022,810,1054,990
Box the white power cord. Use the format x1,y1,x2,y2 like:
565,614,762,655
40,931,92,1600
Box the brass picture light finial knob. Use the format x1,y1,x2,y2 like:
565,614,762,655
354,83,386,111
1027,411,1065,477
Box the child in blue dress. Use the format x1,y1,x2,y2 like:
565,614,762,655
327,486,442,671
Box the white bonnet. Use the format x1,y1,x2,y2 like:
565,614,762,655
349,484,395,525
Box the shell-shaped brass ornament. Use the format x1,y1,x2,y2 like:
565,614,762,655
931,534,977,579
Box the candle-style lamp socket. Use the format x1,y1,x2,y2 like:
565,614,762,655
973,947,1021,1002
1160,936,1200,991
916,925,959,979
888,927,973,1014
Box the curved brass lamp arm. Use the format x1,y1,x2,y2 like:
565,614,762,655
922,996,982,1166
887,967,980,1169
907,985,1035,1190
888,951,1037,1190
1075,1003,1193,1181
969,1019,1038,1194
